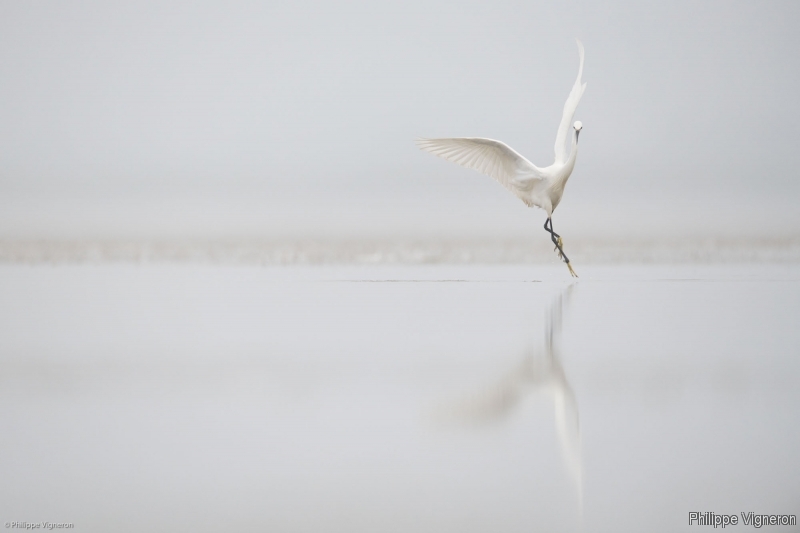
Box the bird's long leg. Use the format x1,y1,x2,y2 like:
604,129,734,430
544,218,563,254
544,218,560,239
545,218,564,251
544,218,578,278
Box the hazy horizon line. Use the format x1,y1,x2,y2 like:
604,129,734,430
2,236,798,265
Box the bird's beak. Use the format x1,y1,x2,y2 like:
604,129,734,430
575,129,580,142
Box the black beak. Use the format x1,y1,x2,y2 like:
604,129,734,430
575,129,580,142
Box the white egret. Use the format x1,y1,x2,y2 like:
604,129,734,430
417,41,586,277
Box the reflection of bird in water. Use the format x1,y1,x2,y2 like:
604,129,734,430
443,285,582,505
416,41,586,277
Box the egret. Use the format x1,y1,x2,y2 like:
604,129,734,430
417,41,587,277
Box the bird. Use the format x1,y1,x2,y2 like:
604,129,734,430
417,40,587,277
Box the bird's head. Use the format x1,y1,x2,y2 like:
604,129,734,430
573,121,582,141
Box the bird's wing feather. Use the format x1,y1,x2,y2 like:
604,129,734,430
554,40,587,164
416,137,544,206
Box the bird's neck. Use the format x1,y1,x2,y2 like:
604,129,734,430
556,130,579,186
567,130,579,166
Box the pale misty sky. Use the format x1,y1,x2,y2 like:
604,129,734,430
0,0,798,239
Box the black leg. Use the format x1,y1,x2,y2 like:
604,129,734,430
544,218,574,268
544,218,577,277
544,218,571,265
544,218,560,239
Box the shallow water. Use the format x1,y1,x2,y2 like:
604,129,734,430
1,264,798,532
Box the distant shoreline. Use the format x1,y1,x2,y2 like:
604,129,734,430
1,237,798,265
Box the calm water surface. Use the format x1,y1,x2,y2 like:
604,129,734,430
0,264,798,532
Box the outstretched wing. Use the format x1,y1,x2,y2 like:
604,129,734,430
554,40,587,165
416,137,544,206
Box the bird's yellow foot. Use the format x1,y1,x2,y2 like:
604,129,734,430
566,262,578,278
554,237,566,259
